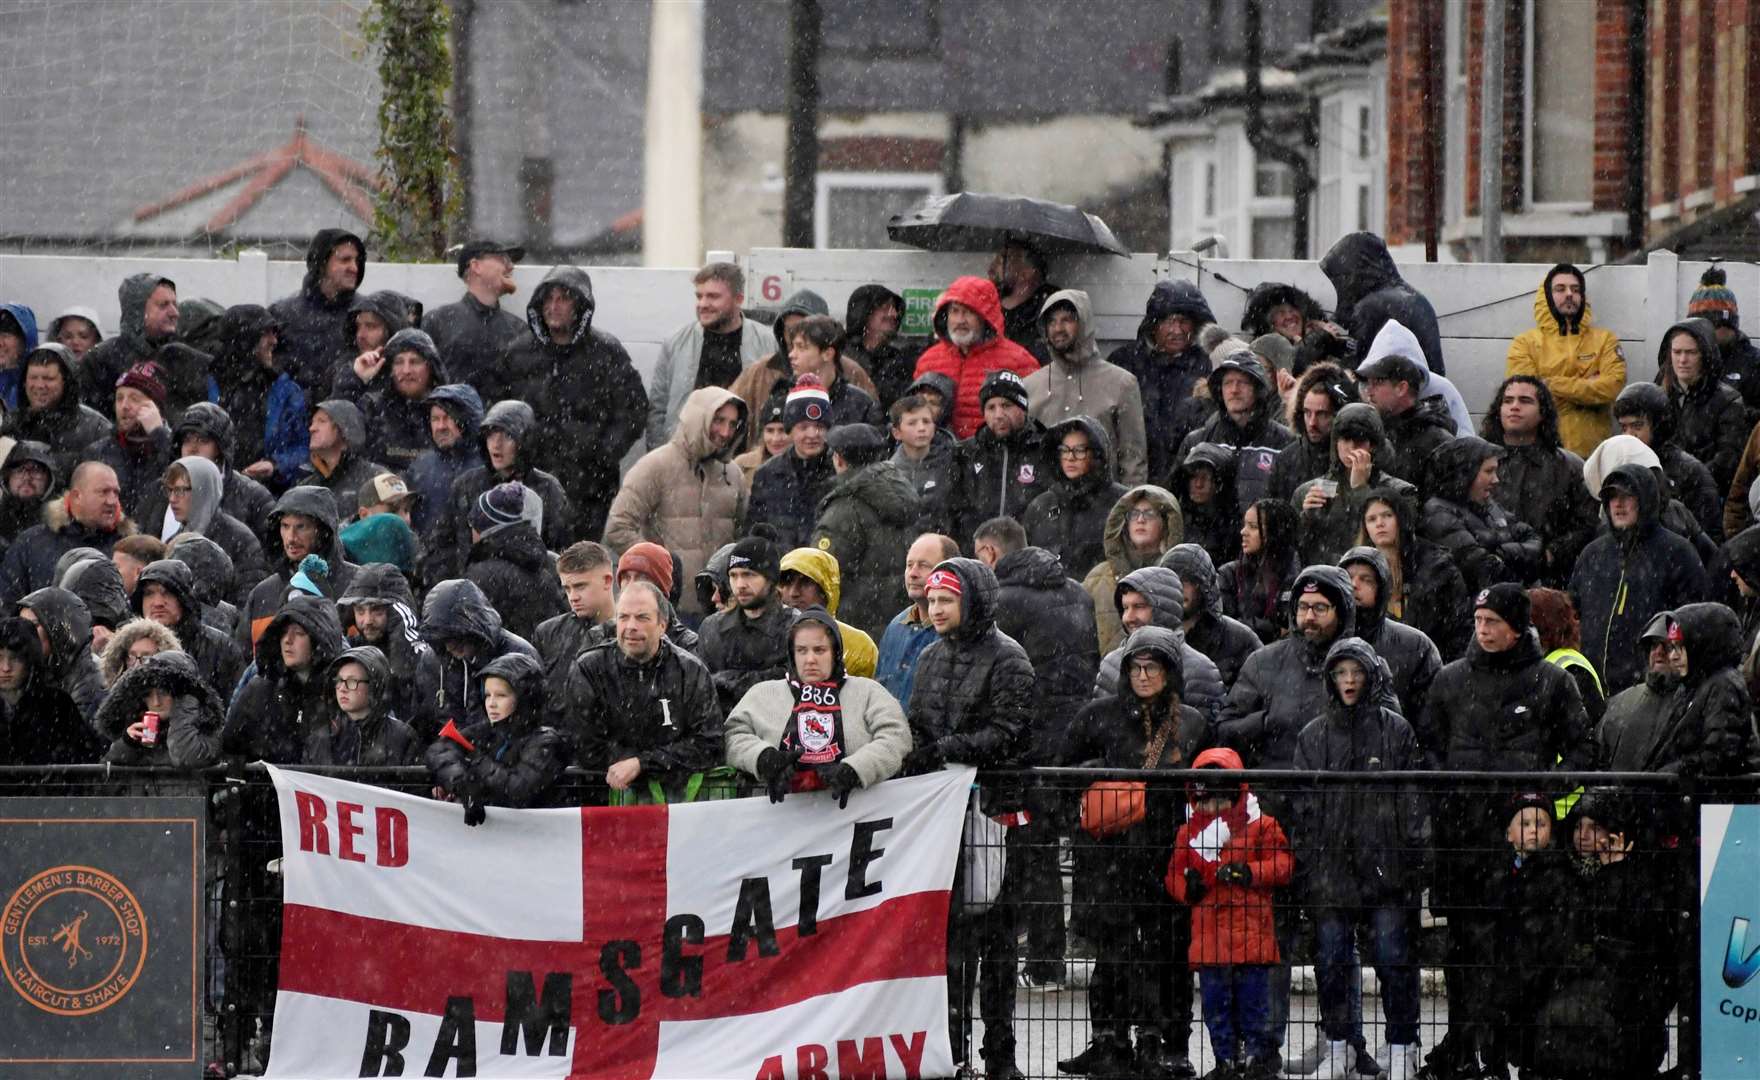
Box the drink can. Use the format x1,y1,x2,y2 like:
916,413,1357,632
141,711,161,747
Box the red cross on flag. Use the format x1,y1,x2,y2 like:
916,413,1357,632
262,765,974,1079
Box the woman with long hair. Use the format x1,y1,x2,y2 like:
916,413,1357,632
1358,487,1472,661
1218,497,1302,644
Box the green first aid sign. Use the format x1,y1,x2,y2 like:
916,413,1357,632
901,288,941,337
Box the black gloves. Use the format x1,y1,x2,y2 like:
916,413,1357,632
1183,868,1207,905
902,741,945,775
1216,862,1253,886
816,763,862,809
757,747,804,803
462,796,486,827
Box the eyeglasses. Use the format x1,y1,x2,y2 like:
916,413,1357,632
1295,601,1334,616
162,484,192,497
333,677,370,691
1128,661,1163,677
1126,509,1160,522
1057,446,1093,459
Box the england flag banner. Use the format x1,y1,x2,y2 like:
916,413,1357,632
262,764,975,1080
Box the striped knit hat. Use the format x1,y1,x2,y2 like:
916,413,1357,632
782,373,832,431
1688,265,1739,329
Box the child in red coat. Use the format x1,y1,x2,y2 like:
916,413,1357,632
1166,747,1294,1079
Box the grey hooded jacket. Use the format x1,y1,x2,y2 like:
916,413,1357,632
1093,565,1227,721
1024,288,1148,484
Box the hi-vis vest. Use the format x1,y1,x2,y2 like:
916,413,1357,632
1544,647,1602,819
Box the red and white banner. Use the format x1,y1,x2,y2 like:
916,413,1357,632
262,765,974,1080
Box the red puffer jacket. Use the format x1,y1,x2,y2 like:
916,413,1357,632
911,275,1040,438
1165,747,1293,966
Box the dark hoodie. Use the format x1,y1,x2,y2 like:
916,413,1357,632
1419,435,1543,593
1021,416,1127,579
0,616,102,765
79,272,178,412
1173,441,1241,564
425,651,568,810
133,559,245,698
1569,463,1709,695
270,228,367,397
1094,565,1229,720
354,327,450,470
1176,350,1295,514
408,383,485,536
1293,401,1415,565
413,578,539,739
156,402,277,530
59,555,130,633
1646,602,1755,776
902,557,1030,813
224,591,350,763
465,519,566,641
1216,497,1303,644
213,303,310,483
0,441,58,543
497,266,648,540
1108,279,1218,482
338,562,432,729
1318,231,1445,375
1613,383,1722,540
991,545,1100,763
1336,546,1443,721
167,535,240,635
4,344,113,475
305,645,421,767
1158,543,1263,688
97,650,225,768
17,586,106,729
427,399,572,583
1657,316,1748,494
844,283,917,408
237,486,360,653
327,290,414,400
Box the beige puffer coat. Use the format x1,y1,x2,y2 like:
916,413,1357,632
1081,484,1185,654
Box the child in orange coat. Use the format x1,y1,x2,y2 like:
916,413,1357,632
1166,747,1294,1079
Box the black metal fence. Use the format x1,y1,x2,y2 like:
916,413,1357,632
2,764,1752,1079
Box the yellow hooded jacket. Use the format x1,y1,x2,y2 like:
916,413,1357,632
778,547,878,678
1504,277,1625,459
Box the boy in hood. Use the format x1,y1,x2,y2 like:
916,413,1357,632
1024,289,1148,484
910,276,1041,440
426,651,569,821
426,399,572,584
269,228,366,396
306,645,420,767
49,306,102,361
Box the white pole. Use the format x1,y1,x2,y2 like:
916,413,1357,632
1479,0,1505,263
643,0,705,267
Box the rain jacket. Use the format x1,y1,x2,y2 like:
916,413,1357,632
407,384,485,535
78,273,177,412
1093,565,1228,721
345,327,449,471
1024,289,1148,484
0,616,102,764
1157,544,1262,687
724,607,912,790
1659,317,1748,495
156,455,264,601
98,651,225,768
1569,464,1708,695
646,309,776,450
17,586,107,729
1290,638,1430,906
1360,320,1462,493
304,646,420,766
166,535,239,635
292,398,383,512
947,412,1050,544
413,579,539,736
464,519,566,642
909,276,1041,439
1319,231,1445,375
132,558,245,698
425,652,568,809
498,266,650,538
0,441,58,544
808,459,918,639
1645,602,1755,776
605,387,748,616
329,290,413,398
0,500,135,610
561,624,723,791
422,291,526,400
3,344,113,476
1108,279,1218,482
773,548,877,678
1336,546,1443,722
223,592,350,763
338,562,432,731
903,558,1031,815
1420,436,1543,592
1267,362,1357,501
1504,265,1626,458
695,583,799,714
1083,483,1185,653
58,555,131,633
747,445,836,551
237,486,360,651
269,228,366,396
843,283,918,408
729,289,882,450
426,399,572,583
0,303,39,409
1292,402,1416,566
991,545,1100,764
1022,416,1127,581
1166,747,1294,965
1176,350,1295,513
213,303,310,484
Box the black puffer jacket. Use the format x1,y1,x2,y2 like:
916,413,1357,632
236,485,360,653
164,403,276,531
347,328,449,471
132,559,245,698
1337,546,1443,722
0,616,103,764
1171,441,1240,564
223,592,350,764
16,585,107,731
1643,602,1754,776
97,651,225,768
558,635,722,793
464,520,565,642
338,563,432,732
698,595,797,713
1421,435,1543,591
1176,351,1295,514
1570,464,1708,695
1022,416,1127,579
1291,636,1430,907
1379,395,1458,496
413,579,539,737
305,645,421,766
1157,544,1261,688
270,228,367,396
1659,317,1749,495
166,535,239,635
425,652,569,809
949,415,1051,544
497,266,649,539
902,557,1031,814
1094,566,1228,722
1319,231,1446,375
426,400,573,583
4,344,113,477
991,546,1100,764
1108,280,1217,481
1293,402,1416,565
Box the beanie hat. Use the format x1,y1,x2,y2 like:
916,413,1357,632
1474,582,1530,635
925,567,963,596
116,361,169,410
617,541,675,598
978,369,1029,410
1688,266,1739,329
757,389,788,428
782,373,832,431
826,423,888,466
728,532,781,582
339,515,417,573
288,554,331,598
469,481,528,535
1295,570,1350,614
1250,332,1296,372
1202,324,1253,365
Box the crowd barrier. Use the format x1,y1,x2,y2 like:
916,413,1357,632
2,764,1755,1079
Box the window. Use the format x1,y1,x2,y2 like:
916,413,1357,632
1255,161,1295,198
1251,216,1295,259
1357,105,1373,159
1526,0,1594,205
821,0,939,57
814,172,943,249
1204,161,1218,218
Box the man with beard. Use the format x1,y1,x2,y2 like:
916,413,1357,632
1595,613,1681,770
1109,281,1218,481
989,240,1059,363
407,385,484,537
0,442,58,549
646,262,777,449
423,241,528,396
948,371,1051,543
1024,289,1147,484
697,533,796,713
1480,375,1598,585
842,284,915,408
1504,263,1625,459
269,229,367,397
911,277,1041,440
1267,363,1355,502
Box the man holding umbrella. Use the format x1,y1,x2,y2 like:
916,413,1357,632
990,240,1060,363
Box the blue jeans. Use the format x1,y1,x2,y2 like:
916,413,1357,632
1315,906,1420,1045
1199,965,1276,1062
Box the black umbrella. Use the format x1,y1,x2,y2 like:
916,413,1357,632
886,191,1131,258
